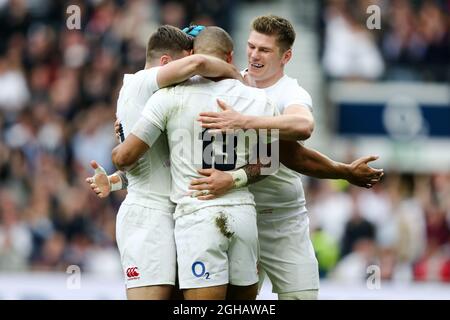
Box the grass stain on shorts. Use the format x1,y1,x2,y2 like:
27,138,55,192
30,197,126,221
215,212,235,239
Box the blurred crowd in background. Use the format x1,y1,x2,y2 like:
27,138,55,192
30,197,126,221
319,0,450,82
0,0,449,285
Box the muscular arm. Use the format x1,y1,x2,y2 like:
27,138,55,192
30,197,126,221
279,140,384,188
157,54,242,88
199,100,314,141
112,133,149,171
242,105,314,141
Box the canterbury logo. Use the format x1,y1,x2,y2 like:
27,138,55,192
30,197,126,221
126,267,140,278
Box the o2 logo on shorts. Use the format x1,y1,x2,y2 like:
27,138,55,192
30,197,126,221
191,261,210,279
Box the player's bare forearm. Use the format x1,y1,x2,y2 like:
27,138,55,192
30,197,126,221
112,134,149,171
279,141,384,188
112,145,132,171
195,54,242,81
244,114,313,141
280,141,344,178
157,54,242,88
199,100,313,140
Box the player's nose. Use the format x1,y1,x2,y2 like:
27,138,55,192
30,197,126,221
250,50,260,60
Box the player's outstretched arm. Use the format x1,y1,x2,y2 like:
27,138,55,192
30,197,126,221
279,141,384,188
198,99,314,141
85,160,128,198
157,54,242,88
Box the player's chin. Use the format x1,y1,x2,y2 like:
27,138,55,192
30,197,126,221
248,66,264,76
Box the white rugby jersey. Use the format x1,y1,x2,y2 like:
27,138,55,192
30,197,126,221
116,67,175,212
131,76,279,218
246,73,313,216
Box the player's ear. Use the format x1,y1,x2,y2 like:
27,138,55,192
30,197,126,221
226,51,233,64
160,54,172,66
281,49,292,65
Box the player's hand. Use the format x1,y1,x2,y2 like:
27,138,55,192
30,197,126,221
85,160,111,198
197,99,248,134
347,156,384,188
189,168,234,200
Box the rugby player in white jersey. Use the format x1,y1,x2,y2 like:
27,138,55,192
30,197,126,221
85,25,243,300
192,15,384,300
111,26,282,300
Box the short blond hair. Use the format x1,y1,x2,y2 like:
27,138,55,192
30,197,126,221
251,15,296,53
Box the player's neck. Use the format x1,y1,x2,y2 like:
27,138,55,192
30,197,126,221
144,61,158,69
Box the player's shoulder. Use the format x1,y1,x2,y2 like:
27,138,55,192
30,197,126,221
233,79,267,98
131,67,159,80
135,66,160,76
180,75,209,86
171,75,210,93
280,75,310,94
119,67,158,91
149,85,173,99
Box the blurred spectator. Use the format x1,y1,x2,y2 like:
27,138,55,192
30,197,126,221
413,202,450,282
159,1,188,28
71,104,116,173
418,0,450,81
308,171,449,283
321,0,385,80
311,228,340,277
0,54,30,114
340,189,376,257
330,238,377,283
308,180,353,243
31,231,67,271
392,175,427,264
320,0,450,82
0,190,32,271
158,0,237,33
381,0,428,80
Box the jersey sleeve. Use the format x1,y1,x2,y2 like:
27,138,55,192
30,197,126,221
283,81,313,112
132,67,161,107
131,117,162,148
142,88,173,130
130,88,171,147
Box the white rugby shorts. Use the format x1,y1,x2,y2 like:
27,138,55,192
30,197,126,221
116,203,176,289
257,212,319,293
175,205,259,289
